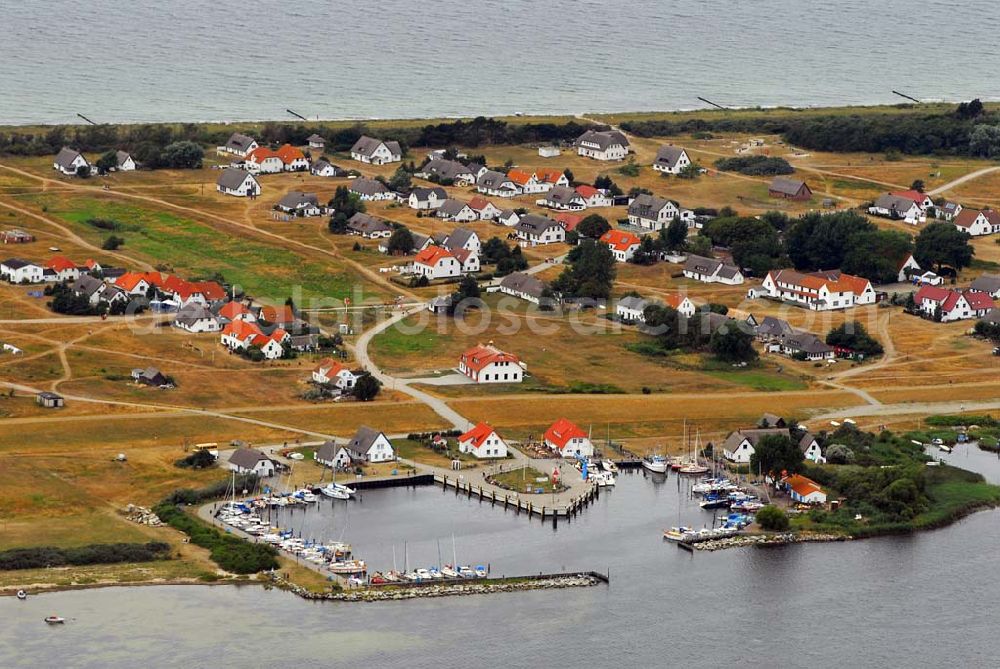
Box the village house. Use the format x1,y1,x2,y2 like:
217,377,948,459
970,273,1000,299
869,190,932,224
418,159,476,185
507,169,550,194
216,168,260,197
0,258,43,284
914,285,995,322
498,271,548,304
936,202,963,221
760,269,875,310
276,191,322,217
258,304,298,328
441,228,481,254
311,357,357,390
459,344,523,383
218,133,259,158
307,134,325,150
538,146,561,158
173,303,222,333
220,320,288,359
310,159,340,177
721,428,790,464
498,209,521,227
476,170,521,198
600,229,642,262
348,178,393,201
115,150,138,171
773,331,835,361
71,274,109,306
683,254,744,285
768,177,812,201
540,185,586,210
799,433,824,463
574,129,630,161
515,214,565,246
342,426,396,463
131,366,171,388
2,229,34,244
468,196,501,221
627,194,679,231
413,245,461,280
953,209,1000,237
113,271,156,296
227,448,275,477
215,301,256,324
759,413,786,428
897,253,921,282
616,295,650,322
458,422,508,459
53,147,91,176
36,391,65,409
350,136,402,164
576,185,613,208
552,213,583,232
46,255,81,282
755,316,795,341
408,186,447,210
437,199,478,222
313,440,341,469
782,473,828,504
346,212,393,239
244,147,283,174
652,146,691,174
544,418,594,457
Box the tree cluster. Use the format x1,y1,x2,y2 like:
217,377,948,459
825,321,884,357
714,155,793,176
552,240,616,299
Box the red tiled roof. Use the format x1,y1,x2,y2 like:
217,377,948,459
552,213,583,231
544,418,587,449
314,357,346,376
218,301,250,320
246,147,280,163
954,208,1000,230
460,344,519,373
914,285,952,304
47,255,77,272
459,422,497,449
275,144,305,164
468,196,493,211
575,185,599,199
260,305,295,324
663,292,690,310
507,169,534,186
536,169,564,184
963,290,995,311
784,474,824,499
223,319,264,340
415,245,455,266
600,229,641,252
891,189,929,205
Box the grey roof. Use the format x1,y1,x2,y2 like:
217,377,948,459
316,440,338,463
55,147,86,171
628,193,673,218
37,391,63,401
444,227,477,251
618,295,649,312
980,308,1000,325
428,294,454,309
684,254,726,275
277,191,319,210
545,185,582,205
174,303,217,326
134,366,165,383
971,274,1000,295
72,274,105,298
1,258,37,270
654,145,687,169
575,129,630,150
760,413,786,428
798,432,818,452
438,199,472,218
422,159,474,180
756,316,794,338
939,202,961,213
288,333,319,350
225,133,256,152
411,186,446,202
516,214,560,235
346,425,385,457
351,135,401,158
347,212,392,235
115,150,134,167
723,428,790,453
349,178,389,196
769,177,809,196
307,134,325,143
216,167,254,190
780,331,833,355
873,193,919,212
500,272,546,299
311,159,339,175
477,170,514,189
228,447,269,470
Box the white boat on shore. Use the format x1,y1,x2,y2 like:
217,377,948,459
329,560,366,575
642,455,670,474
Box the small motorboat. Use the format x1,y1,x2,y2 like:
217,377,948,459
17,590,27,600
320,484,350,500
601,460,619,474
328,560,366,575
663,527,694,542
938,444,953,453
642,455,670,474
44,616,65,625
440,566,460,578
474,565,487,578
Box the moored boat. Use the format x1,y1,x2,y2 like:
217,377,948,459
642,455,670,474
44,616,65,624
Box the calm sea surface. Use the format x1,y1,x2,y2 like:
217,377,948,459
3,445,1000,668
1,0,999,125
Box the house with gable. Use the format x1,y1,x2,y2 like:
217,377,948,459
413,246,461,280
311,357,357,390
227,448,275,477
600,229,642,262
652,146,691,174
761,269,875,310
216,168,260,197
476,170,521,198
458,422,508,459
544,418,594,457
515,214,565,246
350,136,402,165
218,133,258,158
683,254,744,285
915,285,995,322
342,426,395,463
574,129,630,161
53,147,91,176
953,209,1000,237
408,186,448,210
459,344,523,383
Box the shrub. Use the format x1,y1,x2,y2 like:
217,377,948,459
0,542,170,570
154,503,278,574
714,155,793,176
756,505,790,531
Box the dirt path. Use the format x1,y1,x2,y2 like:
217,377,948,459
928,166,1000,195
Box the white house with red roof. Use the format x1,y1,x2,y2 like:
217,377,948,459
458,422,508,459
245,147,284,174
954,209,1000,237
452,248,480,274
575,185,612,208
216,301,255,324
761,269,875,311
413,246,461,280
894,189,934,211
46,256,81,282
600,229,642,262
783,474,827,504
459,344,523,383
915,285,994,322
220,320,288,359
544,418,593,457
507,169,551,194
468,196,501,221
312,357,357,389
113,271,159,296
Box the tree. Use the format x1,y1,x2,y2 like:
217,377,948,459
75,164,90,178
593,175,622,197
709,324,758,363
955,98,984,119
785,210,874,271
563,168,574,185
96,150,118,175
661,219,688,252
387,166,412,192
102,235,125,250
841,229,913,284
824,444,855,464
969,124,1000,159
352,374,381,401
552,239,616,299
914,222,974,273
756,505,790,531
910,179,925,193
576,214,611,239
328,186,365,234
158,141,204,169
826,321,884,357
749,434,804,479
685,235,712,257
453,274,481,301
676,162,700,179
385,227,415,255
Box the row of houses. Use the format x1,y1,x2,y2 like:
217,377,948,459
914,285,995,322
758,269,875,311
1,255,104,284
53,147,137,176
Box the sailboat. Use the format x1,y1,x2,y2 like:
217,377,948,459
679,428,709,475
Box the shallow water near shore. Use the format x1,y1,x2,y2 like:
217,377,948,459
2,0,999,125
5,448,1000,668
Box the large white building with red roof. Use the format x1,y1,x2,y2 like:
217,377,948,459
311,357,357,389
600,229,642,262
914,285,994,322
220,320,288,359
458,422,508,459
761,269,876,311
413,246,462,280
459,344,523,383
544,418,593,457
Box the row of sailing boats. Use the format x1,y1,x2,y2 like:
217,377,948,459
642,423,709,476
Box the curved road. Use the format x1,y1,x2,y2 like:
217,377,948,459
928,166,1000,196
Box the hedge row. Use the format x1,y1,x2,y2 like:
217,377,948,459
0,541,170,570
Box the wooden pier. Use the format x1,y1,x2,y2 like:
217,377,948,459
433,474,601,523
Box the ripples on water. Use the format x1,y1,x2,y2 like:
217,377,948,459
1,0,998,124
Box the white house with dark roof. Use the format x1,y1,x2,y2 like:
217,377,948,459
346,213,393,239
53,147,91,176
348,178,393,201
721,428,790,464
540,185,587,211
574,129,630,161
515,214,565,246
437,199,478,222
869,194,925,224
970,273,1000,298
628,194,681,231
652,146,691,174
218,133,259,158
408,186,448,210
0,258,44,284
617,295,650,322
173,303,222,333
115,150,138,171
954,209,1000,237
350,136,401,165
343,426,395,463
499,272,547,304
227,448,275,477
418,159,476,185
276,191,321,216
683,255,744,285
307,134,325,150
311,159,340,177
498,209,521,227
216,168,260,197
442,227,481,254
477,170,521,198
